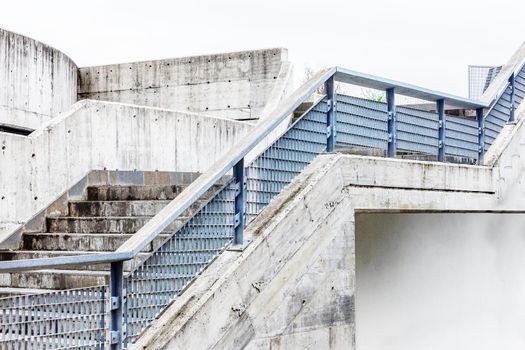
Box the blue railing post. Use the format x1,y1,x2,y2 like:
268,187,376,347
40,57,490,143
233,158,246,245
386,88,397,157
325,76,336,152
477,108,485,164
110,261,124,349
437,99,446,162
509,73,516,123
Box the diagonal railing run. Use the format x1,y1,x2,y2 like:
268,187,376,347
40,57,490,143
1,58,525,348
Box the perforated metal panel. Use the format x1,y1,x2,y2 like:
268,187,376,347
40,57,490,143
246,100,328,222
124,181,237,343
335,94,388,150
0,286,107,349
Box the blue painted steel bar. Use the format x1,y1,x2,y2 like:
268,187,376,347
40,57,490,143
325,76,336,152
437,99,446,162
233,158,246,245
386,88,396,157
110,261,124,350
335,67,487,109
477,108,485,164
509,73,516,123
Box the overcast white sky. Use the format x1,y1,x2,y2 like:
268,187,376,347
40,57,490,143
1,0,524,96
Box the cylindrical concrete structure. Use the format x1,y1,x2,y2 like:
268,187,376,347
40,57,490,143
0,28,78,130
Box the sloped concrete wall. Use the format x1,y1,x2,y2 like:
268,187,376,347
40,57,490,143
0,28,77,130
0,100,252,240
78,48,289,121
133,154,495,350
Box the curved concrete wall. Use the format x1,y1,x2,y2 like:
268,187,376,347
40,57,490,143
0,28,78,129
78,48,289,121
0,100,252,238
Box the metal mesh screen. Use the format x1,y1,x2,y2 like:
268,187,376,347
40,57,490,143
468,65,502,99
0,286,108,349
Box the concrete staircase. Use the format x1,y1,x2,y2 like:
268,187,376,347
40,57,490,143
0,180,219,296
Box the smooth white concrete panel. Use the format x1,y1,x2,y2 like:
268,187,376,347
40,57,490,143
356,212,525,350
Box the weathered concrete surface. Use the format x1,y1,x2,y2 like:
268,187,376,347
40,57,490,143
0,101,252,239
0,28,77,129
78,48,291,121
482,101,525,209
132,153,495,350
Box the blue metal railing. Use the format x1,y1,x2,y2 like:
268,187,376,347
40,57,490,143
1,59,524,348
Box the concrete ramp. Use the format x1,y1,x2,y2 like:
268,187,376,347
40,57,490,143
133,151,496,349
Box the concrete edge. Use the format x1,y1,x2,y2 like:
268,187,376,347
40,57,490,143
78,47,287,70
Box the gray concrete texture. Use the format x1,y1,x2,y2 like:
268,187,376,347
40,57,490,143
0,28,77,130
0,101,252,240
78,48,290,121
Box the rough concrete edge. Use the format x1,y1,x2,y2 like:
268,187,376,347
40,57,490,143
0,173,88,250
131,154,343,349
479,40,525,105
484,102,525,167
0,26,78,69
29,99,250,139
257,61,294,123
78,47,287,70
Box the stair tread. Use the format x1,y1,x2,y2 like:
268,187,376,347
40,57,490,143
7,269,109,276
25,232,170,236
69,200,173,203
1,250,148,256
49,216,168,219
0,287,56,295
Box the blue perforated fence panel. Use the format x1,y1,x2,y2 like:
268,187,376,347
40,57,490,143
484,64,525,150
0,286,108,349
335,94,388,150
124,181,237,343
445,115,479,159
396,106,439,155
245,100,328,222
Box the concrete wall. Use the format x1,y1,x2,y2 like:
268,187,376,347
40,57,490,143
356,212,525,350
0,28,77,130
133,153,496,350
78,48,290,121
0,100,252,240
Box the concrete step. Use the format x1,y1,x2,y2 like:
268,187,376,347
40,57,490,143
22,233,169,252
0,269,108,289
87,185,185,201
67,198,206,217
0,287,56,298
69,200,171,217
0,251,148,272
46,216,186,233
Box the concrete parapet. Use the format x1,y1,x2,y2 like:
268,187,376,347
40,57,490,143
0,28,78,130
78,48,291,121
